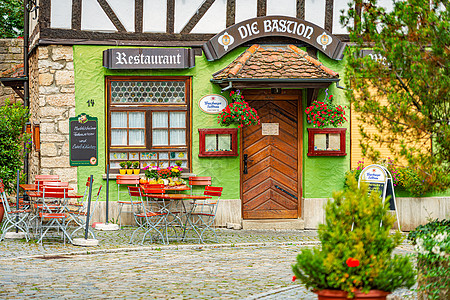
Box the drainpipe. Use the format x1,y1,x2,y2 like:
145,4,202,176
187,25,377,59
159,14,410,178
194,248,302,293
23,0,30,183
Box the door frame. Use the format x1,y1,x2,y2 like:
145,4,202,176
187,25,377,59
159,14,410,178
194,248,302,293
240,89,304,219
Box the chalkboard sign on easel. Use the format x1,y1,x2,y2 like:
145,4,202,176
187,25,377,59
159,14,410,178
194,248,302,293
70,114,98,166
358,164,400,230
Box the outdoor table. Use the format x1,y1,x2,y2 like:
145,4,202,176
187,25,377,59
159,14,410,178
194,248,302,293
140,184,190,193
141,193,212,243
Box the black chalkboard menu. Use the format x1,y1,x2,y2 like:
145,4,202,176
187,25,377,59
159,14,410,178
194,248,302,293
69,114,98,166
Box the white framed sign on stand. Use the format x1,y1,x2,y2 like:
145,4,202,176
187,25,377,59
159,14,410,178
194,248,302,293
358,164,401,231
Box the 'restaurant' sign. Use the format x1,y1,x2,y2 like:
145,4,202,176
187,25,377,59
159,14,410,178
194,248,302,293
198,94,228,114
103,48,195,69
203,16,346,61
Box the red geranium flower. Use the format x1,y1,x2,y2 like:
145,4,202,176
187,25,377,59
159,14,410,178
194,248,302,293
346,257,360,267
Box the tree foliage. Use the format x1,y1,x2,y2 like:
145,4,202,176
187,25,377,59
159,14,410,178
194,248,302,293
0,100,29,193
341,0,450,192
0,0,23,38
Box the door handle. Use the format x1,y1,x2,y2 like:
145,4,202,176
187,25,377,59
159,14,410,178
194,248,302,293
243,154,248,174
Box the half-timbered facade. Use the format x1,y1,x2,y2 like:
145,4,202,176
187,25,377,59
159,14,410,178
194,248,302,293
14,0,445,231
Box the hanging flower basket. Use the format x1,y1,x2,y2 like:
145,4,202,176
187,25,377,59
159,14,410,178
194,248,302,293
217,90,260,128
305,89,347,129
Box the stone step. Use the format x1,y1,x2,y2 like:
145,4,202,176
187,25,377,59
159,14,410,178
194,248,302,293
242,218,305,230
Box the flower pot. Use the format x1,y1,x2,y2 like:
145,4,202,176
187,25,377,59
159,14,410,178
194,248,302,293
126,169,133,175
162,179,169,186
133,169,140,175
119,169,126,175
315,289,390,300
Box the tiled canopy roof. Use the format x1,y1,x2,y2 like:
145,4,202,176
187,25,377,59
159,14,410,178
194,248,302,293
1,64,24,78
212,44,338,80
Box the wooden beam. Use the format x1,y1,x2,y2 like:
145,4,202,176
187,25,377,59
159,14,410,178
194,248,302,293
226,0,236,28
257,0,266,17
325,0,334,32
97,0,127,32
38,0,51,29
296,0,305,19
11,87,25,101
135,0,143,33
167,0,175,33
306,88,320,107
180,0,215,34
72,0,82,30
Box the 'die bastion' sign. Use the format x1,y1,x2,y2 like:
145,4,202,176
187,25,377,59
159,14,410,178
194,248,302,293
69,114,98,166
198,94,228,114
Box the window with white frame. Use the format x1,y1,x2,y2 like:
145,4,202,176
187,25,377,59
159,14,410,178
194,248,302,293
107,77,190,172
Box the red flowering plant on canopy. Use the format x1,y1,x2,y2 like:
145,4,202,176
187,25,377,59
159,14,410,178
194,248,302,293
218,90,260,129
305,89,347,129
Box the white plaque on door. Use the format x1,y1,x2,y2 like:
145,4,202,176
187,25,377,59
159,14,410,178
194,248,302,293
262,123,279,135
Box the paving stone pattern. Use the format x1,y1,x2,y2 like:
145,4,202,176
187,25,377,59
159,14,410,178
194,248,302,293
0,229,417,299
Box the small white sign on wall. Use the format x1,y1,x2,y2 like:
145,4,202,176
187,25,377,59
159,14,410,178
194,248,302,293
262,123,279,135
198,94,228,114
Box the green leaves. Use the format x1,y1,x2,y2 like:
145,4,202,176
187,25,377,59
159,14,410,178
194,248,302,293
342,0,450,192
0,99,29,193
0,0,24,38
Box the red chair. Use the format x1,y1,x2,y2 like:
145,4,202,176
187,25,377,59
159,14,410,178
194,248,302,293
116,175,141,226
188,176,212,195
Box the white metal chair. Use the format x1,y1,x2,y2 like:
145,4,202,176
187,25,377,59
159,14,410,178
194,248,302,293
128,186,168,245
189,186,223,243
0,179,31,242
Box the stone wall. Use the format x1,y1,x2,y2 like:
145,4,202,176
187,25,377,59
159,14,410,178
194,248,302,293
28,45,77,189
0,38,24,105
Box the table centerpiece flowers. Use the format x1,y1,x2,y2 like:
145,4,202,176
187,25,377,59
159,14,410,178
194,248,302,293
305,89,347,129
292,175,416,299
218,90,260,128
143,165,160,183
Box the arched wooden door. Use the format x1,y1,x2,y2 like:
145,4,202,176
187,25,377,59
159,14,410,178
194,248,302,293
242,93,301,219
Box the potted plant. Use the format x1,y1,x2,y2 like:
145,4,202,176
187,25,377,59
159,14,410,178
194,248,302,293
119,161,127,175
132,161,140,175
292,175,415,299
217,90,260,128
305,89,347,129
143,165,160,183
126,161,133,175
169,165,182,182
157,168,171,186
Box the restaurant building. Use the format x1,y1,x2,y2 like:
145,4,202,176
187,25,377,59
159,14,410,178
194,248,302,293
2,0,448,231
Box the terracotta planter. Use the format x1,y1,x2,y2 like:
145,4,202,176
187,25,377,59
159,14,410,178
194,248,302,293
315,289,390,300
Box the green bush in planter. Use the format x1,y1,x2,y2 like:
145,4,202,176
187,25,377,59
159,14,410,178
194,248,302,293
293,175,416,297
408,219,450,300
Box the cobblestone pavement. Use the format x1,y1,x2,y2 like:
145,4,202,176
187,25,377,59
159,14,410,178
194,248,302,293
0,228,417,299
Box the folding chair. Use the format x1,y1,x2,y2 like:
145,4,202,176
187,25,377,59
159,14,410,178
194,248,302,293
34,174,60,190
69,185,102,239
128,186,168,245
0,179,31,242
37,186,72,244
189,177,212,195
189,186,223,243
116,175,141,227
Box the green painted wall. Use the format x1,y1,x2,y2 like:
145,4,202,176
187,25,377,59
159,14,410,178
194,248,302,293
73,45,352,203
73,45,246,200
302,52,350,198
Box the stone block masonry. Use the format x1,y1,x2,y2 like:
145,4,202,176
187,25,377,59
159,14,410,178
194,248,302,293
0,38,24,105
28,45,77,189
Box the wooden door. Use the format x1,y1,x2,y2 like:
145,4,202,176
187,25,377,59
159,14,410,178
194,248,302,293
242,99,299,219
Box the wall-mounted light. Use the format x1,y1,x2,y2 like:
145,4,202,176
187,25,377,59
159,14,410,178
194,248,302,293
271,88,281,94
33,122,40,151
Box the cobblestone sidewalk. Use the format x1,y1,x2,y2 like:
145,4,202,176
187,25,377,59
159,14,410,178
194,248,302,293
0,228,417,299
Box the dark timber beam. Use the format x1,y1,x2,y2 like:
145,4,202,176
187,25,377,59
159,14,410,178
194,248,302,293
167,0,174,33
72,0,82,30
325,0,334,32
97,0,126,32
226,0,236,28
180,0,215,34
257,0,266,17
297,0,305,19
135,0,143,33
